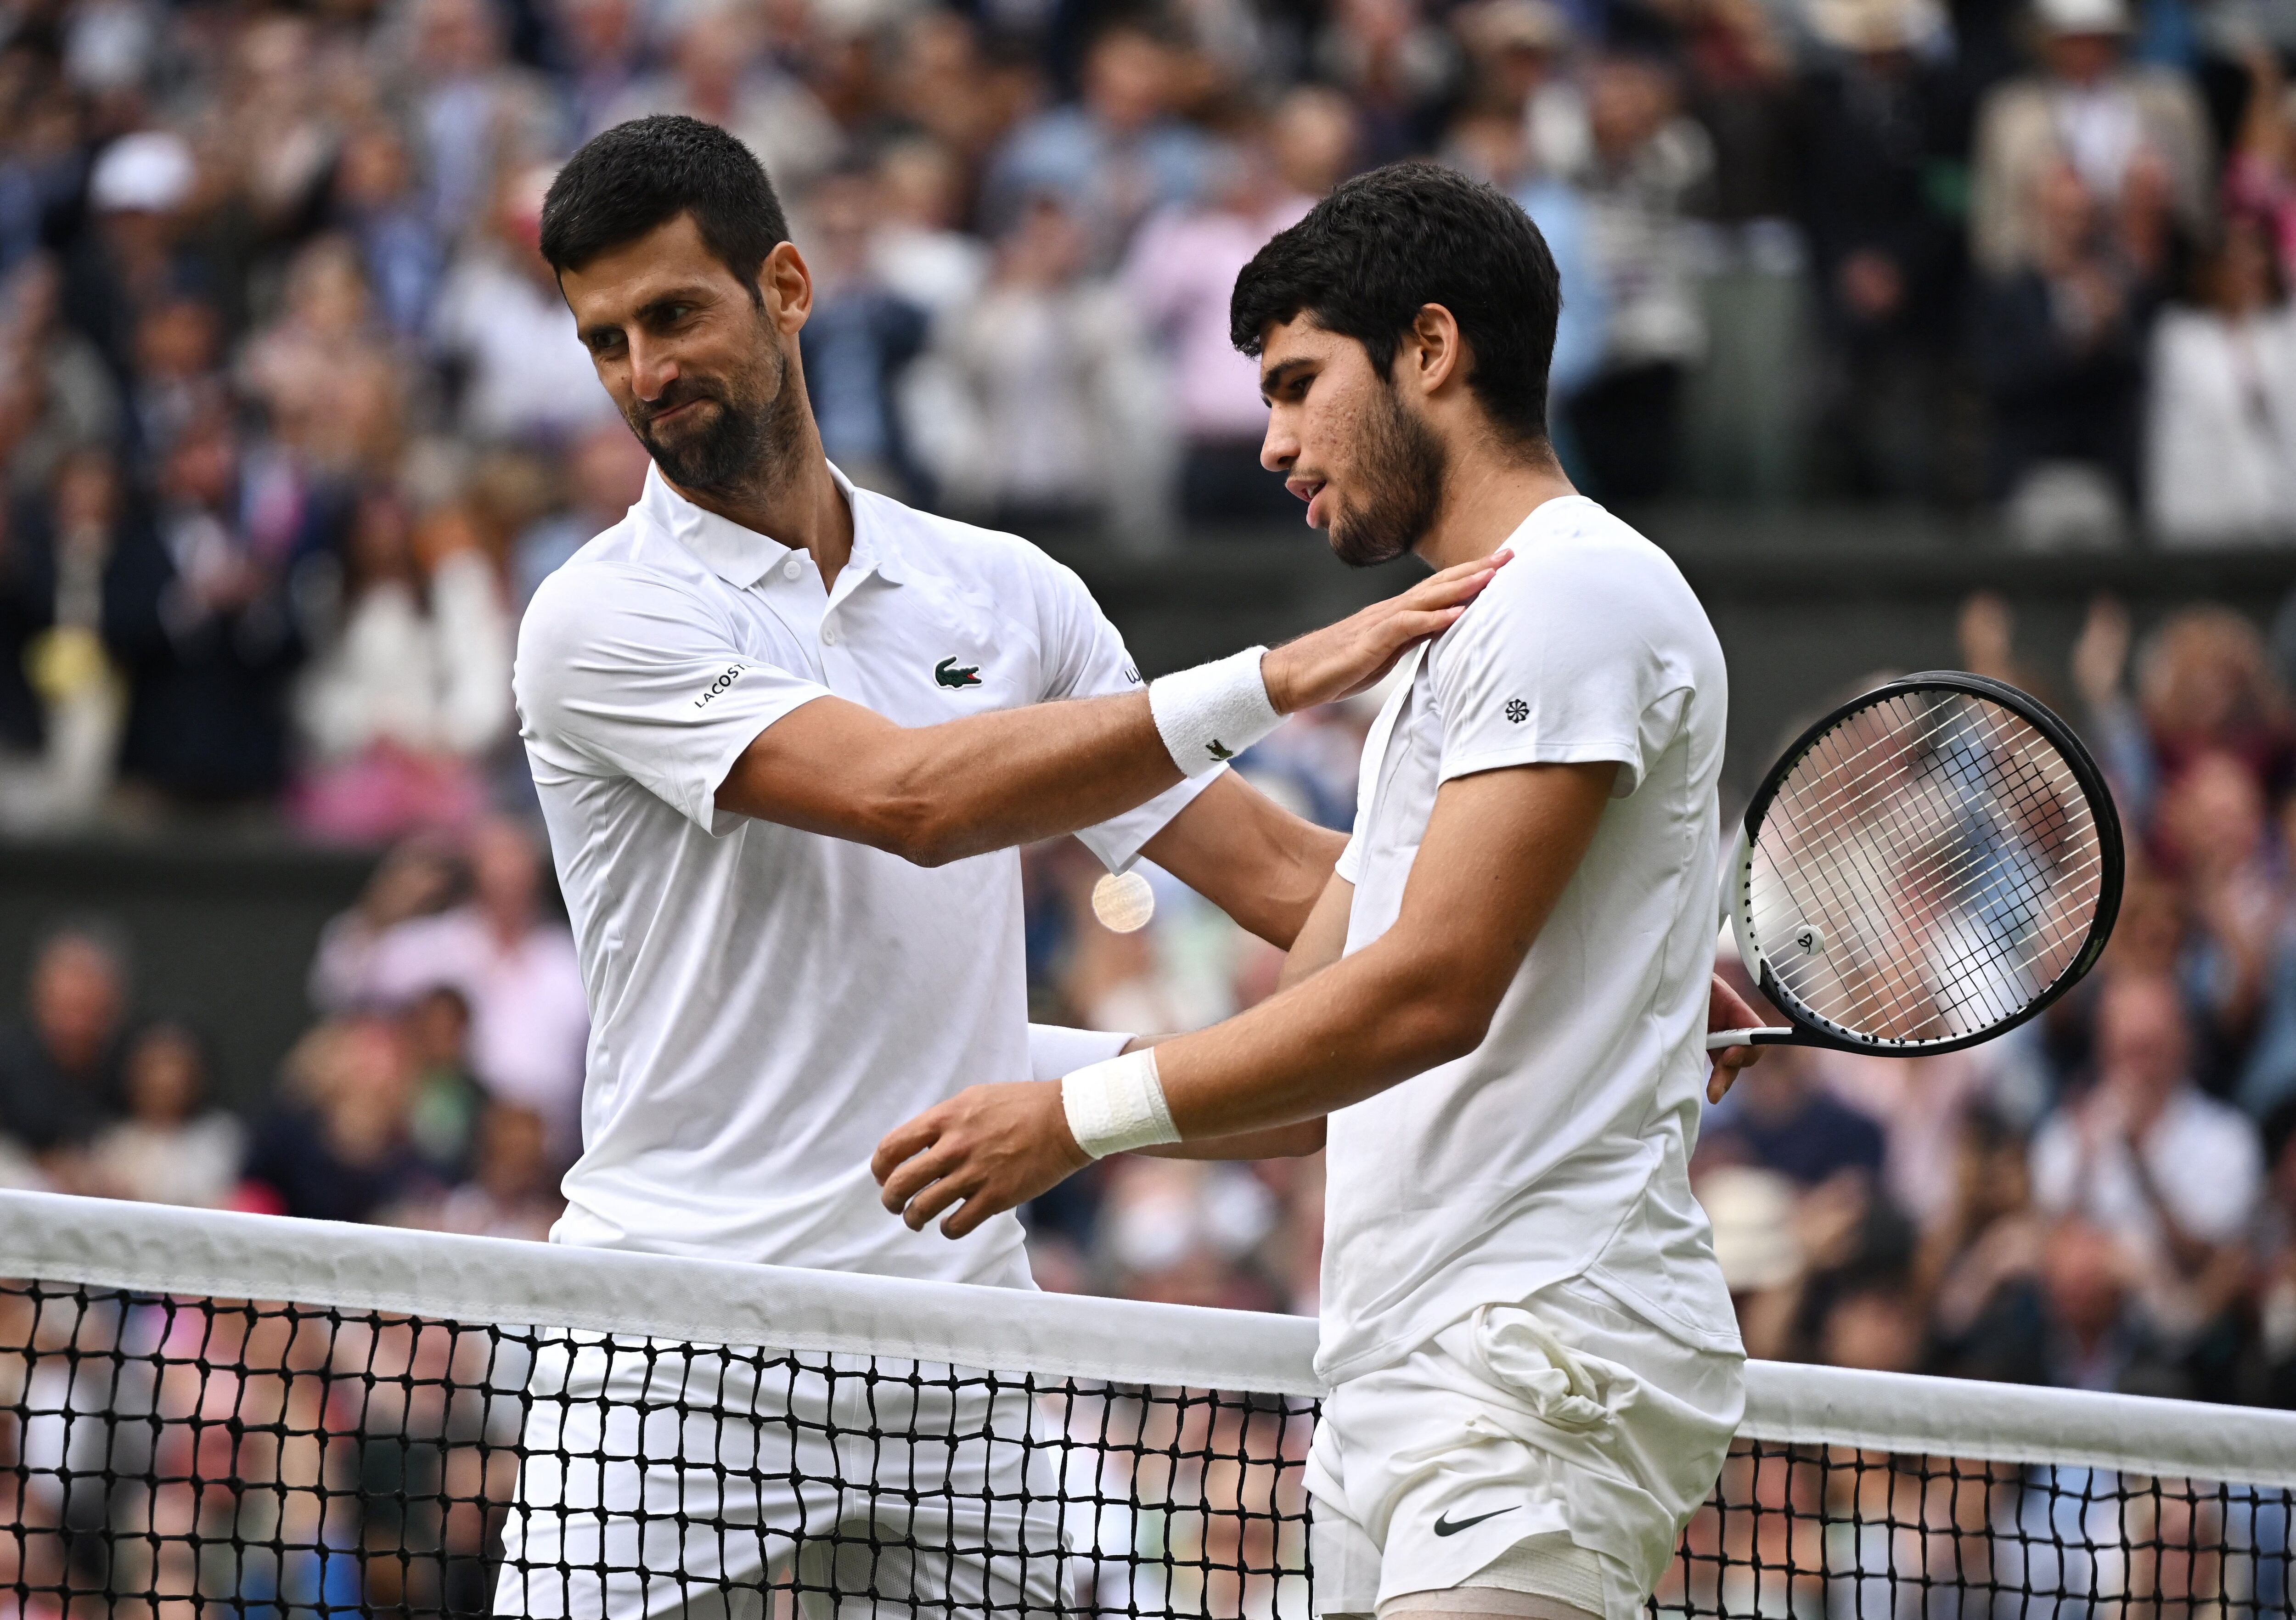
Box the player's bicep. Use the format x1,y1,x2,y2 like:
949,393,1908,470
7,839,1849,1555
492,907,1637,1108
713,696,934,849
1387,761,1615,1011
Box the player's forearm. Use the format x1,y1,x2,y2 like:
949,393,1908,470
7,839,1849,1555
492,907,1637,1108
874,693,1183,865
719,691,1182,866
1141,777,1345,948
1154,937,1497,1140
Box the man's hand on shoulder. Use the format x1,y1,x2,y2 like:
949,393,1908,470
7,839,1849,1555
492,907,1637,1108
1260,550,1511,711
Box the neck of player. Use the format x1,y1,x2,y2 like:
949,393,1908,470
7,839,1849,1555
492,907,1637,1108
1412,439,1577,574
666,415,856,590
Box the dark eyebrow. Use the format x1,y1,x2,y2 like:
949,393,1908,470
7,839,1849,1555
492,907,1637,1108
1259,358,1314,402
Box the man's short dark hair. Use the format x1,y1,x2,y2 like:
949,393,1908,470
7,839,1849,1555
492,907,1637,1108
1229,161,1562,446
540,114,789,298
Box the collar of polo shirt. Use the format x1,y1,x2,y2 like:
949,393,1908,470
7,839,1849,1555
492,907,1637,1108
637,460,908,591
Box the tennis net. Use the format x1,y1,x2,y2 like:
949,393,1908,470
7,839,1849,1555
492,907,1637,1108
1,1190,2292,1619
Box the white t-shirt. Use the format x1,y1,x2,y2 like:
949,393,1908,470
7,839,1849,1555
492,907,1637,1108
515,461,1211,1285
1320,495,1738,1384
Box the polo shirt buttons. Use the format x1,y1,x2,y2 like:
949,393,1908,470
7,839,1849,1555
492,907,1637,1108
783,558,803,580
822,624,838,646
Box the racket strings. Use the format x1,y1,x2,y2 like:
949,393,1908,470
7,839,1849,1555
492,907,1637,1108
1749,691,2106,1044
1776,700,2098,1035
1764,700,2099,1037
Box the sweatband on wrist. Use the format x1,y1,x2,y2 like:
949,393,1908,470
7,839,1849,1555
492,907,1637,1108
1060,1048,1180,1159
1027,1023,1132,1085
1148,647,1280,776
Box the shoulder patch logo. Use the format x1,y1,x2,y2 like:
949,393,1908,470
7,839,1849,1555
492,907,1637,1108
935,657,984,690
1504,698,1529,724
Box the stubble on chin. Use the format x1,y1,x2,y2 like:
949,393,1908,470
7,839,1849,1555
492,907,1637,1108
1328,383,1446,569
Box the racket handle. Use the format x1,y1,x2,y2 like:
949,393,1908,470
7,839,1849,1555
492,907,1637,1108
1705,1027,1796,1050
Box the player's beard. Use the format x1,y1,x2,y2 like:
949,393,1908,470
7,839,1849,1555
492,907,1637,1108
627,329,805,497
1327,376,1448,569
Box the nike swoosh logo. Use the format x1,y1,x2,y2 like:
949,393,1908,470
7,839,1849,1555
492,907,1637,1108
1432,1507,1518,1537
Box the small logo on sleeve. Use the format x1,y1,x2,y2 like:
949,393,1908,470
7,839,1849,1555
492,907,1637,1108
1504,698,1529,724
1122,661,1142,686
696,665,743,708
934,657,983,690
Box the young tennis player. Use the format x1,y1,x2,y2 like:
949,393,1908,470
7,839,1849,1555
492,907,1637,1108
875,162,1747,1620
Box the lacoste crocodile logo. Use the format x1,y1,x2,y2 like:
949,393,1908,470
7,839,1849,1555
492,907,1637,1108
1206,739,1234,761
935,657,983,689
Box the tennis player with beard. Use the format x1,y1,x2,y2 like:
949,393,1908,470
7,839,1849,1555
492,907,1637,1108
878,162,1754,1620
500,118,1521,1619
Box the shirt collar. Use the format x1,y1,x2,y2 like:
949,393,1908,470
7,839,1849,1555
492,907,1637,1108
639,459,904,589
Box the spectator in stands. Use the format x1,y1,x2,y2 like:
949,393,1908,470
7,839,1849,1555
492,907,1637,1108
86,1018,242,1207
288,488,511,842
240,1015,432,1224
607,7,842,197
548,0,647,143
400,0,558,241
1564,47,1711,501
2228,45,2296,287
2031,974,2262,1311
125,294,223,466
1943,1215,2189,1393
353,816,588,1160
4,256,120,496
401,984,484,1182
869,135,990,321
430,163,619,447
2145,214,2296,544
1967,0,2211,280
104,410,307,807
510,421,649,606
58,129,212,390
1122,130,1316,522
1795,0,1967,499
1701,1043,1887,1187
1971,160,2152,518
414,1099,564,1241
984,19,1216,262
797,166,930,501
908,194,1170,545
310,834,463,1009
328,121,446,343
0,923,127,1178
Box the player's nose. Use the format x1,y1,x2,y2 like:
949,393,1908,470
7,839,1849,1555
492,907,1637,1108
628,335,680,402
1259,419,1298,474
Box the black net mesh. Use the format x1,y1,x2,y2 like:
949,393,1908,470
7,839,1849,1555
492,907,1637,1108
1748,687,2110,1048
4,1280,2289,1618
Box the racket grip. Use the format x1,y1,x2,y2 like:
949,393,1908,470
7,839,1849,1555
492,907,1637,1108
1705,1027,1795,1050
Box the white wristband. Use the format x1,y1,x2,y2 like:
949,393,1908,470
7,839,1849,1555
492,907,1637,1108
1060,1048,1180,1159
1148,647,1281,776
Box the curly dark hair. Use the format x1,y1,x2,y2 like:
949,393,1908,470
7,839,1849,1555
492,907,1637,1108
1229,161,1562,447
540,115,789,303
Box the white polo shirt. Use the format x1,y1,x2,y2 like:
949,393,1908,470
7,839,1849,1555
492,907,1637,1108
1320,495,1739,1384
514,462,1211,1285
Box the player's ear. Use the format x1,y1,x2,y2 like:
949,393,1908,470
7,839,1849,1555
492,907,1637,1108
762,240,813,333
1407,303,1463,399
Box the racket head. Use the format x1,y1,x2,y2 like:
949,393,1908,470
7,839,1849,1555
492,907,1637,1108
1727,671,2123,1056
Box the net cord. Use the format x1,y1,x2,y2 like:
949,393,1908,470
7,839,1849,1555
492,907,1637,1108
5,1190,2294,1489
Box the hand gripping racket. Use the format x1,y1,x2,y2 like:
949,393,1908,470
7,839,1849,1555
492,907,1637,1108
1706,671,2123,1055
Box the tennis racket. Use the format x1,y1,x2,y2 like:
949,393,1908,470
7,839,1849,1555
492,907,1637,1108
1705,671,2123,1055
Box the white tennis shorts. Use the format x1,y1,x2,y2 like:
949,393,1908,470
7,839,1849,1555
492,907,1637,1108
1306,1276,1743,1620
493,1337,1069,1620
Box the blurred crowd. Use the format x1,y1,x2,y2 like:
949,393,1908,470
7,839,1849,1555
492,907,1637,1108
4,0,2296,838
9,588,2296,1418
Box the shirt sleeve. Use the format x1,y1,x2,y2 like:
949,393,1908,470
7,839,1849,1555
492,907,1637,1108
1028,1023,1132,1081
1430,543,1688,800
1036,555,1222,872
517,563,833,836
